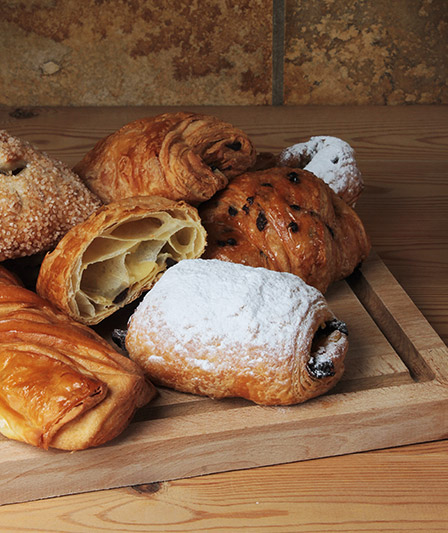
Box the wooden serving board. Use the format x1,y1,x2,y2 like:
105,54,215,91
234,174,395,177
1,251,447,506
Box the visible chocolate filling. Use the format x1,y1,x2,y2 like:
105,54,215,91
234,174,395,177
289,204,301,211
306,357,335,379
306,319,348,379
228,206,238,216
111,328,128,352
261,182,273,187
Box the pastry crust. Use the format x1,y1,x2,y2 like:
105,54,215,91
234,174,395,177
126,259,349,406
73,112,256,205
0,265,155,450
0,130,102,261
36,195,207,325
200,167,371,294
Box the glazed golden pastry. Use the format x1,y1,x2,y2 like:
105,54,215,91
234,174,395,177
0,265,155,450
126,259,349,406
36,195,207,325
73,112,256,205
200,167,371,294
0,130,101,261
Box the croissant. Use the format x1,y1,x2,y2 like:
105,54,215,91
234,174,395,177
200,167,371,294
0,265,155,450
0,130,102,261
36,195,207,325
126,259,349,406
73,112,256,205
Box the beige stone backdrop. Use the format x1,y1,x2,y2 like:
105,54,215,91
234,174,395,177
0,0,446,107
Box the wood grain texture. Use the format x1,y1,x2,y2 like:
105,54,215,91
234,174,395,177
0,106,446,531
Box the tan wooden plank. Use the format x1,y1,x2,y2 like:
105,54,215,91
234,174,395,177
1,441,447,533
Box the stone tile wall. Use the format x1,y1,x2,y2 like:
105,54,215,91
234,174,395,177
0,0,446,106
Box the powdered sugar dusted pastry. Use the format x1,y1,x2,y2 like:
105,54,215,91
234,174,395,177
126,259,348,406
0,130,102,261
36,196,207,325
73,112,256,205
278,136,363,206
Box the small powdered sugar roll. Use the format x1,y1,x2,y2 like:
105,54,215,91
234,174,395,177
279,136,363,206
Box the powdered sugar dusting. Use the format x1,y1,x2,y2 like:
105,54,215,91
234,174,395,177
129,258,327,354
278,136,363,206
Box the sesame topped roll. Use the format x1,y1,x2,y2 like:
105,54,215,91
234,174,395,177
0,130,102,262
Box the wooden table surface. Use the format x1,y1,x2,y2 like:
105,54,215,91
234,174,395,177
0,105,447,532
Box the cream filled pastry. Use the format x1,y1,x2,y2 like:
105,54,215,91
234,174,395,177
126,259,349,406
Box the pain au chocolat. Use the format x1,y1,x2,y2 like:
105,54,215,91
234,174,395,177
0,265,155,450
73,112,256,205
125,259,349,406
36,195,207,325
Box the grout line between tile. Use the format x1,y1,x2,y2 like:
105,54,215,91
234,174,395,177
272,0,285,105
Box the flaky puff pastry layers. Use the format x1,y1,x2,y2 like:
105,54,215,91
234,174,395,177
200,167,371,294
36,196,207,325
0,130,102,261
0,266,155,450
73,112,256,205
126,259,349,406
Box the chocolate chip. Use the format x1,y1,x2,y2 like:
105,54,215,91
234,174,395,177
217,238,237,247
288,221,299,232
246,196,255,205
225,141,242,151
210,164,218,171
289,204,301,211
331,156,339,164
228,206,238,216
287,171,301,184
256,211,268,231
113,288,129,304
242,204,250,214
261,182,273,187
326,224,335,238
